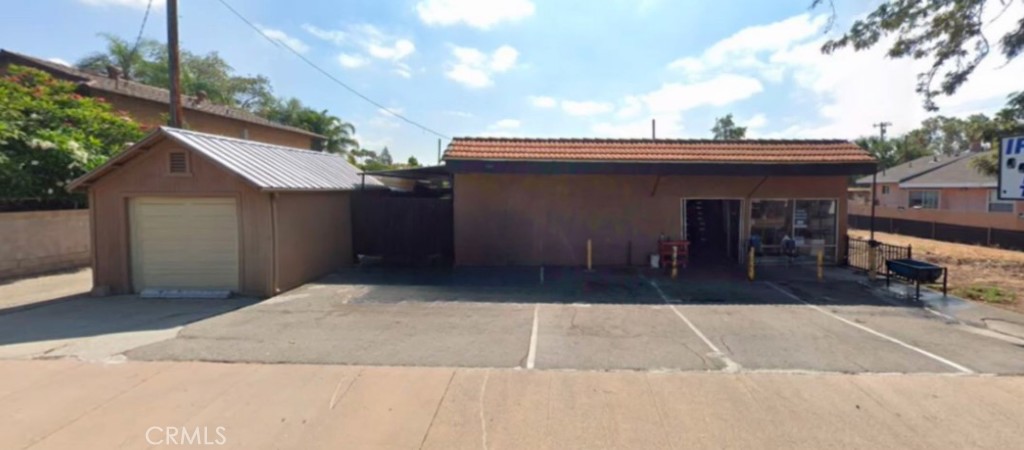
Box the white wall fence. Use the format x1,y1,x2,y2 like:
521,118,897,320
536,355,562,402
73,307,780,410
0,209,90,280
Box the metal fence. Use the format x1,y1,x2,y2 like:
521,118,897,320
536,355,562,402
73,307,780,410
844,235,912,272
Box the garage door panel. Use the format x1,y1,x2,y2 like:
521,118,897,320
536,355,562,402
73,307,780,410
131,197,240,292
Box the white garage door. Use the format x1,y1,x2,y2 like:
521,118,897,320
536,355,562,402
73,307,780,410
130,197,240,292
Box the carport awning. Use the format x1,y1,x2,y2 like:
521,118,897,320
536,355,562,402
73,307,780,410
365,165,451,181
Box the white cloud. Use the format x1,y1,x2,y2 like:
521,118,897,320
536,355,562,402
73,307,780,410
667,13,827,82
615,95,644,119
305,23,415,76
662,4,1023,140
560,100,614,116
592,116,682,138
416,0,535,29
257,25,310,54
490,46,519,71
642,74,763,115
491,118,521,129
445,45,519,89
301,24,347,45
367,39,415,61
393,67,413,78
528,95,557,108
47,57,71,67
744,113,767,129
444,110,475,118
78,0,164,8
337,53,369,68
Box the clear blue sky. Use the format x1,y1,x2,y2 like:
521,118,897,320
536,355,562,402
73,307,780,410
3,0,1021,164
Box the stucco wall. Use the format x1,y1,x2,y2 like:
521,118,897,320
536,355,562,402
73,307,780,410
0,210,91,279
89,92,317,150
874,182,902,208
89,139,273,296
274,192,353,292
453,174,849,266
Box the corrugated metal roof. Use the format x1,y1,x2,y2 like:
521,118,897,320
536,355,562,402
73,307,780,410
163,127,381,191
68,127,381,192
444,137,875,164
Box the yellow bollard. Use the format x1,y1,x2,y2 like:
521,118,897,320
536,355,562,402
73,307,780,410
587,239,593,271
671,245,678,279
817,250,824,281
747,246,755,281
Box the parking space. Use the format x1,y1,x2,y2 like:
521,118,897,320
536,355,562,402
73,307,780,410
122,266,1024,375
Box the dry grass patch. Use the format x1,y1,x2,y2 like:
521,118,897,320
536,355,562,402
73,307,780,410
849,229,1024,314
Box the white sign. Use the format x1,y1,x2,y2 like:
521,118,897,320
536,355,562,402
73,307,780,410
999,136,1024,200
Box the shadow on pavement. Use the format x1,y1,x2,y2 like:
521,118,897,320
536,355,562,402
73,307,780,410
309,265,906,307
0,295,257,346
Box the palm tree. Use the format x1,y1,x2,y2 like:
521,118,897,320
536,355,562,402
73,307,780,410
305,110,359,154
262,98,358,154
76,33,158,80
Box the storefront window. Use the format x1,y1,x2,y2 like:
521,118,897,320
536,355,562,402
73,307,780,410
749,200,792,255
750,199,837,259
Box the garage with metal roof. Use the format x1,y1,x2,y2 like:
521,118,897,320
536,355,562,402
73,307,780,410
69,127,381,297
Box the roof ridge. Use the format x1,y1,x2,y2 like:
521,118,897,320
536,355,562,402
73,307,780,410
451,136,854,144
162,127,339,158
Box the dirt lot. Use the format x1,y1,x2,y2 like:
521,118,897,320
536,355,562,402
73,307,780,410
849,229,1024,314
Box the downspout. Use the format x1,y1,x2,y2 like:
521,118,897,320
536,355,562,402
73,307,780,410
270,192,280,295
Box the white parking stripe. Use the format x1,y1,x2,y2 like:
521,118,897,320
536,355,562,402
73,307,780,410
645,277,742,372
765,282,975,374
526,304,539,369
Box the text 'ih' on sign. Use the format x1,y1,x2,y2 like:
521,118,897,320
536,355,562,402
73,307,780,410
1000,136,1024,201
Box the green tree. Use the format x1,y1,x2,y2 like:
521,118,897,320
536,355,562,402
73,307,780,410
813,0,1024,114
711,114,747,140
261,98,358,154
0,66,143,209
77,34,360,151
76,33,159,80
81,34,276,113
379,146,393,166
407,156,420,167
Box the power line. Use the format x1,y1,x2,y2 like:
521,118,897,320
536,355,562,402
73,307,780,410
128,0,155,69
213,0,450,140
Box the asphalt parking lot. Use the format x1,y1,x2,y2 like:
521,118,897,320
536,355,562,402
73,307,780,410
126,267,1024,375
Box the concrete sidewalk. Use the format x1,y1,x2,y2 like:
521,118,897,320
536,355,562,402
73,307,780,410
2,360,1022,449
0,268,91,312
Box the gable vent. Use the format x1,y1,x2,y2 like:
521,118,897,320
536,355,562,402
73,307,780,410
169,152,189,174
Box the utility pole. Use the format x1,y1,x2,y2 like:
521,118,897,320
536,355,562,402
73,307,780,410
867,121,891,281
437,138,442,165
166,0,184,127
873,121,892,142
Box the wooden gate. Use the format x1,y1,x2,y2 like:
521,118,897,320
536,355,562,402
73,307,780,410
351,193,453,265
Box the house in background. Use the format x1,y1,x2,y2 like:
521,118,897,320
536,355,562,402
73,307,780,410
0,49,324,150
851,152,1024,249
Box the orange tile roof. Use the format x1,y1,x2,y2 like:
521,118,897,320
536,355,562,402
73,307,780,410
444,138,875,164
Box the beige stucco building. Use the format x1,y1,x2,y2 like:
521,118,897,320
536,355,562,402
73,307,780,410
69,127,379,297
444,138,876,267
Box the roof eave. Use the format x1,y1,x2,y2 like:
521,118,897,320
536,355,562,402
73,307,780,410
66,129,168,192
